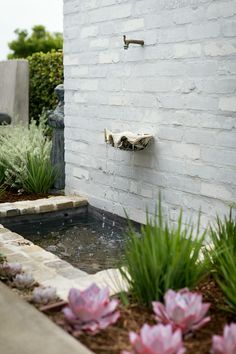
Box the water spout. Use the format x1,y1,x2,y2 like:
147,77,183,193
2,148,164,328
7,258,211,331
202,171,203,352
104,129,153,151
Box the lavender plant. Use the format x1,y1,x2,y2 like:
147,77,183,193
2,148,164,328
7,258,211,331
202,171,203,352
153,288,210,334
0,116,52,191
122,324,185,354
63,283,120,335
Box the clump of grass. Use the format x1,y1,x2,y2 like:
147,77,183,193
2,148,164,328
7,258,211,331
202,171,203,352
209,209,236,312
0,164,5,186
0,184,6,199
22,153,57,194
210,209,236,257
120,200,209,307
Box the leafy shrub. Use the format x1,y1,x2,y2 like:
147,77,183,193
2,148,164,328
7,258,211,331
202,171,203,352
0,117,53,192
209,210,236,312
22,153,56,194
120,201,208,307
28,51,63,121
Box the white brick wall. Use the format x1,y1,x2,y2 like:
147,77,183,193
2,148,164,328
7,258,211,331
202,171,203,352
64,0,236,226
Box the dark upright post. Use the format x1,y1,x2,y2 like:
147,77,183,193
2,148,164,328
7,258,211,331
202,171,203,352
48,84,65,190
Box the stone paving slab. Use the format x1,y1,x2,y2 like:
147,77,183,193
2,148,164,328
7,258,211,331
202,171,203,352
0,195,88,217
0,282,94,354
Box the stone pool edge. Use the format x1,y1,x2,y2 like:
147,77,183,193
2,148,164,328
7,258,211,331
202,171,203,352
0,194,127,298
0,195,88,217
0,197,127,353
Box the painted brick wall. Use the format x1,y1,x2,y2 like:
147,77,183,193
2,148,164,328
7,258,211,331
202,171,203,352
63,0,236,226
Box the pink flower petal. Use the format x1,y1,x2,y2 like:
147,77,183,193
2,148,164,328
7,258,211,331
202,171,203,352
155,289,211,334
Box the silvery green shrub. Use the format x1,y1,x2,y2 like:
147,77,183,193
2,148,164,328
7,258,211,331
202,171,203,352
0,116,52,189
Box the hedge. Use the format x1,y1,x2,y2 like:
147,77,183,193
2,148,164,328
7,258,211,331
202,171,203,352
28,51,63,121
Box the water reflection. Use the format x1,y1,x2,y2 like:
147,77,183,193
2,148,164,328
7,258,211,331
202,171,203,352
25,217,126,274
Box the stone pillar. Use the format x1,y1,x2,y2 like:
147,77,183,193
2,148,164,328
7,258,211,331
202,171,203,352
0,60,29,125
48,84,65,190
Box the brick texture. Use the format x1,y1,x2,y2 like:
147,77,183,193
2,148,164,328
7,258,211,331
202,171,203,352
64,0,236,226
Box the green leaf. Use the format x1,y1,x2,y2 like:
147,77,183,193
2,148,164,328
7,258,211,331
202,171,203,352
120,198,209,307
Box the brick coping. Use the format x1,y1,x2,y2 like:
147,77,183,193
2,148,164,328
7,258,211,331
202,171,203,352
0,195,88,217
0,224,127,300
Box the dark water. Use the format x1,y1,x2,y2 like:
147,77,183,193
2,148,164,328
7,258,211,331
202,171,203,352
16,213,127,274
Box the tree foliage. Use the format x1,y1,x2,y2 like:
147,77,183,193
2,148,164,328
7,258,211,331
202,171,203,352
8,25,63,59
28,51,63,121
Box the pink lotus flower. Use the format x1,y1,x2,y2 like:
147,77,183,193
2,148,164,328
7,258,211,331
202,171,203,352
152,288,210,334
122,323,185,354
211,323,236,354
63,283,120,334
0,262,22,277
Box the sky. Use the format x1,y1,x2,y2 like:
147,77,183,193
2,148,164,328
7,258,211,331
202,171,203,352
0,0,63,60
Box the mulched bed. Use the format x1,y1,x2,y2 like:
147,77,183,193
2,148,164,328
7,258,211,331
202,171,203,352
45,278,234,354
1,271,235,354
0,187,48,203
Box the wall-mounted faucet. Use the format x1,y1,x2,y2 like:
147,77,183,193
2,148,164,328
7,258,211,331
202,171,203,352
123,35,144,50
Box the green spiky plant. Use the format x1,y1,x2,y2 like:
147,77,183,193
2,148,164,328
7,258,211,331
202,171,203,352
120,200,209,307
0,164,6,199
0,164,5,186
210,209,236,256
209,209,236,312
22,153,57,194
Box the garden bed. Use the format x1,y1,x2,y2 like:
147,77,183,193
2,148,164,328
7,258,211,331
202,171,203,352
0,187,48,203
1,203,235,354
77,279,231,354
0,275,233,354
